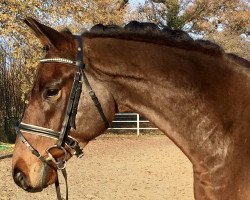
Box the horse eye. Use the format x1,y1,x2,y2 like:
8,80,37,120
46,89,60,98
42,45,50,52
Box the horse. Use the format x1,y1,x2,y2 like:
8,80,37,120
12,17,250,200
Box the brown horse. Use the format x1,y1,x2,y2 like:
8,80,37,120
12,18,250,199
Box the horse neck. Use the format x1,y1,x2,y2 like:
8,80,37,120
85,37,250,177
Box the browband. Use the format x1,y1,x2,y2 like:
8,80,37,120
40,58,75,65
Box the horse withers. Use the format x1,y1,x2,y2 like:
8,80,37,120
12,18,250,199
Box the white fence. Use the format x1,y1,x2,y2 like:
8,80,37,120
108,113,158,135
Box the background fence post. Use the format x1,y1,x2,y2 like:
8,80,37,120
137,113,140,136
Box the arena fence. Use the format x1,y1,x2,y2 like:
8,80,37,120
108,113,158,135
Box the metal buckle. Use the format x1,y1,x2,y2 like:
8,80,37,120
67,136,84,158
46,145,67,170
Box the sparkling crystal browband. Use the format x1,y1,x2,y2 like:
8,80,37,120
40,58,75,65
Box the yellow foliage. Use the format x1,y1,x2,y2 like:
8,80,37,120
141,0,249,60
0,0,132,101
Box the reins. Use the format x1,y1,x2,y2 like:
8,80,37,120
15,35,109,200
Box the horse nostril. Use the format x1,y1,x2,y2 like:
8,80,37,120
13,170,29,190
16,172,24,181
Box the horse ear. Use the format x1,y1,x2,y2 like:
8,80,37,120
24,17,67,49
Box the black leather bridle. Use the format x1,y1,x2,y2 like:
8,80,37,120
15,35,109,200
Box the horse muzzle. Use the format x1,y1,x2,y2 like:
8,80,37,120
12,162,57,192
13,169,44,192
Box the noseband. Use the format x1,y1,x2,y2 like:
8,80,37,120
15,35,109,200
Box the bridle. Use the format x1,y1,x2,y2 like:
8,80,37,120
15,35,109,200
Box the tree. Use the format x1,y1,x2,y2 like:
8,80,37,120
137,0,250,60
0,0,131,142
0,45,24,142
0,0,131,97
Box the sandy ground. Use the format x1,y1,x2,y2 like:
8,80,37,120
0,135,194,200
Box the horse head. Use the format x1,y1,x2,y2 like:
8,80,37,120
12,18,116,193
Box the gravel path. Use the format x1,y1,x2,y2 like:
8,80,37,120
0,135,194,200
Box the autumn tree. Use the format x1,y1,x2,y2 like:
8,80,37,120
0,0,131,96
136,0,250,60
0,44,24,142
0,0,131,142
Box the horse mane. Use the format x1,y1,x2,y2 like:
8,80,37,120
227,53,250,68
83,21,224,56
60,21,249,64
